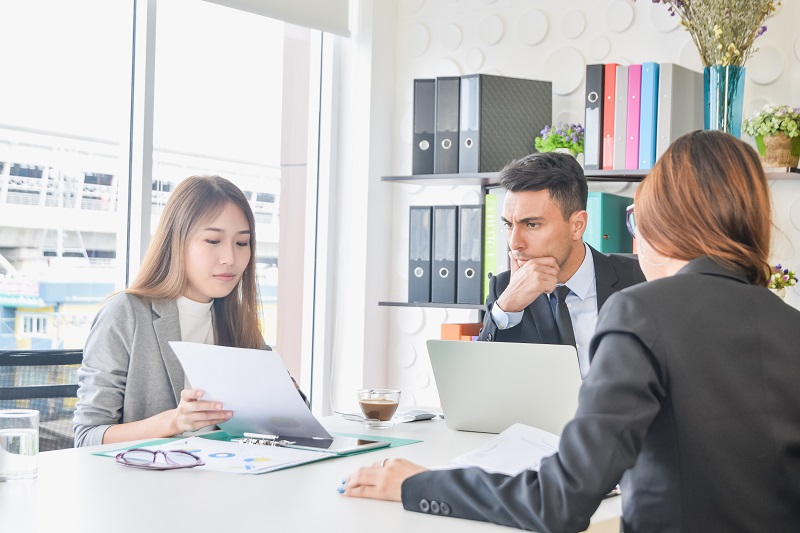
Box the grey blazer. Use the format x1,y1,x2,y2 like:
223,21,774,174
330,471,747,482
73,293,287,447
403,258,800,532
479,245,646,343
74,293,191,447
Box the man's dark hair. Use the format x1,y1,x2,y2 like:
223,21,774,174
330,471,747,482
498,152,588,220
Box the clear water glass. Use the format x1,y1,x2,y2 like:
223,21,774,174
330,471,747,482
0,409,39,481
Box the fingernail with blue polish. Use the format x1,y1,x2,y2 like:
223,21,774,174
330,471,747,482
337,485,345,494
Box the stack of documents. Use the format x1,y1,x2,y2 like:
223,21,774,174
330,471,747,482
450,423,559,475
450,423,622,501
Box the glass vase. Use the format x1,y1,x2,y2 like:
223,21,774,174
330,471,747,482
703,65,745,138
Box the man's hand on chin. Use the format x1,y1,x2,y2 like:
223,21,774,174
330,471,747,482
496,254,559,312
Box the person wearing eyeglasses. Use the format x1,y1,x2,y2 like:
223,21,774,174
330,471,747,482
478,152,645,377
74,175,306,447
343,130,800,532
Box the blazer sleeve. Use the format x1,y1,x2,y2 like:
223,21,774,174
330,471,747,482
73,294,138,447
477,274,501,341
401,291,667,532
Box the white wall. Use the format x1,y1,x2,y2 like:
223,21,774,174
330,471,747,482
327,0,800,413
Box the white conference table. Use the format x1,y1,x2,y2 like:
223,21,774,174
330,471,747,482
0,416,620,533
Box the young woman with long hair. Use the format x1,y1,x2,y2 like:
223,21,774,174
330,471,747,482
74,175,298,447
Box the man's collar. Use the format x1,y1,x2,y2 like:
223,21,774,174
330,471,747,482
562,242,595,299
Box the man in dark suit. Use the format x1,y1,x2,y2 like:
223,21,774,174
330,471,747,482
478,152,644,376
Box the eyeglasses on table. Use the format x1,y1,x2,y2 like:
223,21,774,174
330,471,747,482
115,448,205,470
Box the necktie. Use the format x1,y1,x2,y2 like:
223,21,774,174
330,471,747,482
551,285,576,347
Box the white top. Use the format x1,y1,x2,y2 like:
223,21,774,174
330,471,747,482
176,296,215,345
176,296,215,391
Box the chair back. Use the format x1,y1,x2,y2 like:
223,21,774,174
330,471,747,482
0,349,83,451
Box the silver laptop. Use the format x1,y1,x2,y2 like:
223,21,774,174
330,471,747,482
426,339,583,435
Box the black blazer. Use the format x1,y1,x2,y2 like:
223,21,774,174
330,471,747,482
402,257,800,532
478,245,645,342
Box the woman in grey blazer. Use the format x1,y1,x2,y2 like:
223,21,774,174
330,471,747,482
74,176,291,447
343,131,800,532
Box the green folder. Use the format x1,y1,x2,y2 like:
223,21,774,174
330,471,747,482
585,192,633,253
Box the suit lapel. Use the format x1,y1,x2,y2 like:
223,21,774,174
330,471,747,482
529,294,559,344
151,299,185,404
591,246,619,310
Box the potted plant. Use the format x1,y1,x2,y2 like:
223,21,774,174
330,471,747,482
742,104,800,168
534,123,585,157
768,263,798,299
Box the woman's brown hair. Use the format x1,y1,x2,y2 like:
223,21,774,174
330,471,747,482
126,175,263,348
635,130,771,286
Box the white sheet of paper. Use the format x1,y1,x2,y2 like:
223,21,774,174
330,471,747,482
170,341,330,439
450,423,560,475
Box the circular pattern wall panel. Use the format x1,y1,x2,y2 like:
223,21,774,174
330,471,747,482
561,10,585,39
605,1,634,33
402,23,431,57
441,24,463,51
544,47,585,95
397,340,417,368
649,3,680,32
747,45,785,85
588,36,611,60
518,9,549,46
466,48,485,71
395,307,425,335
480,15,505,45
404,0,425,13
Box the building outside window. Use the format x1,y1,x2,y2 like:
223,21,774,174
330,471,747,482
21,314,49,338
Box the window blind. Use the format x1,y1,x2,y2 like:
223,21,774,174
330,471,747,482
202,0,350,36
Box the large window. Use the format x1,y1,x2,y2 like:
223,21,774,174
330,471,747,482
0,1,132,350
151,0,290,345
0,0,322,375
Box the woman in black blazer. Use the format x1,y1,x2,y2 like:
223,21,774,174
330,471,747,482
343,130,800,533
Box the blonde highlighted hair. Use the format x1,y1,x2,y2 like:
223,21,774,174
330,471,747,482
127,175,263,348
635,130,771,286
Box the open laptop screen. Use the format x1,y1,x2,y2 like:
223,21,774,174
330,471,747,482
426,339,582,435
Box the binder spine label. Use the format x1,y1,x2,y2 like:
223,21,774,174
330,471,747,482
625,65,642,170
602,63,618,170
584,64,605,170
434,77,461,174
408,206,432,302
412,79,436,175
